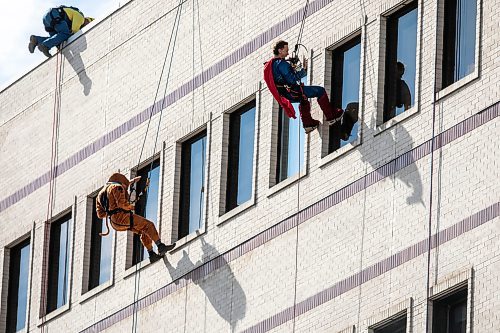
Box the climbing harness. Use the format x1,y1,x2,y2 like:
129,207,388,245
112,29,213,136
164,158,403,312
98,182,134,236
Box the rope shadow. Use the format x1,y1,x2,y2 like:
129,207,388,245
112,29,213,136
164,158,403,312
164,238,246,332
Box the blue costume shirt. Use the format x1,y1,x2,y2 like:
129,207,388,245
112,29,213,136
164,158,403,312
272,59,306,86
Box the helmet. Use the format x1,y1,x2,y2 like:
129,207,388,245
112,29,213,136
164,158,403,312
108,173,130,187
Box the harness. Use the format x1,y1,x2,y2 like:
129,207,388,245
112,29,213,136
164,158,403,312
98,182,134,236
276,82,308,102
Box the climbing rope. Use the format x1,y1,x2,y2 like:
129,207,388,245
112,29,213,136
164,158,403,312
290,1,310,330
40,50,64,333
291,0,310,62
131,1,184,332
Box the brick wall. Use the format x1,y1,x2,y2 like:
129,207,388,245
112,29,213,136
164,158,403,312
0,0,498,332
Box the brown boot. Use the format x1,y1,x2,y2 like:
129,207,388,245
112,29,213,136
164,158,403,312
37,44,51,58
28,35,38,53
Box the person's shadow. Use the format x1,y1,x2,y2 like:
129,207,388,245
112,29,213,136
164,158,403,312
62,33,92,95
165,238,247,332
360,112,424,206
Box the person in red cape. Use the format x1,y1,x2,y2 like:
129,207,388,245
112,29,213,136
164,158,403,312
263,40,343,133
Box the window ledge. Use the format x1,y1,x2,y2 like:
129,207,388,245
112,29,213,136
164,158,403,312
123,258,154,279
170,229,206,253
375,106,419,136
436,70,479,102
37,303,70,326
267,170,308,198
79,279,114,304
217,199,255,225
319,137,361,168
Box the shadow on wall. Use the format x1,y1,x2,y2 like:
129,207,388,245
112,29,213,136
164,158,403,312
62,34,92,96
165,238,246,332
360,113,425,206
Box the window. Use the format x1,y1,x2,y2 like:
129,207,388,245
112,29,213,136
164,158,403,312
373,316,407,333
441,0,477,89
276,76,306,184
6,239,30,333
383,2,418,122
179,131,207,239
432,287,467,333
225,101,256,212
329,36,361,152
87,196,113,291
46,213,71,314
132,159,160,265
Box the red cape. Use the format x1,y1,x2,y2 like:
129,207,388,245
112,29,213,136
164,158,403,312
263,58,296,118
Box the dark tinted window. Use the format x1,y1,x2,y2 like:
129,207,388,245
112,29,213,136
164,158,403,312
433,288,467,333
374,316,407,333
442,0,477,88
6,239,30,333
329,36,361,152
226,101,256,211
46,213,71,314
179,131,207,239
88,196,113,290
132,160,160,264
276,77,306,183
383,3,418,122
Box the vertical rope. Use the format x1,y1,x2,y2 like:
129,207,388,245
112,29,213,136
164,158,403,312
40,50,63,333
425,0,442,330
131,2,184,332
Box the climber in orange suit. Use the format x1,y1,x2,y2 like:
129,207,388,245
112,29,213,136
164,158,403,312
96,173,175,263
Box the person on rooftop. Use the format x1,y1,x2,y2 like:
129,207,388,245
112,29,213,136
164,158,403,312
28,6,94,57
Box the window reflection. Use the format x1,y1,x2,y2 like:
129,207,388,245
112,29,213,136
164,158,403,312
226,102,256,211
330,37,361,152
442,0,477,88
179,132,207,239
47,213,71,314
6,240,30,333
277,77,306,183
384,3,417,122
89,197,112,290
133,160,160,264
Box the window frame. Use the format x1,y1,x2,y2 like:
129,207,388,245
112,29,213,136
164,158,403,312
38,206,75,324
178,131,207,238
375,1,423,133
125,153,164,268
365,298,413,333
329,34,362,153
435,0,481,101
2,232,33,333
320,29,364,166
218,94,260,224
383,2,418,123
268,67,310,195
428,268,473,333
80,190,116,302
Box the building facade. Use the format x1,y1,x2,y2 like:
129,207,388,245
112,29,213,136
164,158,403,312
0,0,498,332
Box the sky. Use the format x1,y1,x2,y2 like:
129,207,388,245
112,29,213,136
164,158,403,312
0,0,123,91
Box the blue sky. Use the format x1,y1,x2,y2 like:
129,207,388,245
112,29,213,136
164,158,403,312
0,0,123,90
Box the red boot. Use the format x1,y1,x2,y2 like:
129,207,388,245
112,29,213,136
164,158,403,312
299,100,320,133
317,93,343,125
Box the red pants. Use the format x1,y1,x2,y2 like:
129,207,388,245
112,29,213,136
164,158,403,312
111,213,159,251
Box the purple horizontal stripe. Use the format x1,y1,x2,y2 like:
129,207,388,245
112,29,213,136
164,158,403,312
242,203,499,333
79,104,498,332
